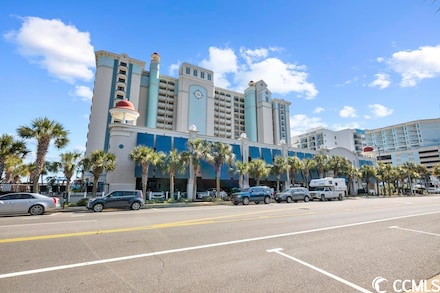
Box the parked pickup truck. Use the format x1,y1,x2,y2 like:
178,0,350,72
309,187,344,201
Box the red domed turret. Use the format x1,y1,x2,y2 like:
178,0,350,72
115,100,135,111
110,99,139,125
363,146,374,152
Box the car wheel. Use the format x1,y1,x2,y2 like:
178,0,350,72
242,197,250,205
264,196,271,204
320,195,326,201
286,196,292,203
29,205,44,215
304,196,310,202
131,202,141,210
338,194,343,201
93,203,104,212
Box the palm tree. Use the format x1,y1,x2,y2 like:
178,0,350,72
414,164,429,190
187,139,210,200
271,156,289,192
360,165,376,194
60,151,82,205
313,153,328,178
81,150,116,197
378,163,397,196
301,158,316,189
343,164,360,196
129,146,165,200
11,164,29,184
327,155,349,178
205,141,235,198
0,134,29,182
287,156,303,187
248,159,270,186
234,161,249,189
161,149,188,200
433,163,440,178
3,155,24,183
17,117,69,193
401,162,416,194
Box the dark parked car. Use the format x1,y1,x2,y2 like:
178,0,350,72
87,190,144,212
275,187,310,203
0,192,61,216
231,186,272,205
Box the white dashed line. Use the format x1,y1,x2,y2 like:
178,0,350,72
267,248,372,293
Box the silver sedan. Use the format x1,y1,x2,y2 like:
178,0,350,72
0,193,61,216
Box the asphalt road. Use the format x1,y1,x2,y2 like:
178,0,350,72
0,196,439,293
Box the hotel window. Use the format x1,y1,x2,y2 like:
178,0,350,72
207,73,212,81
201,71,205,79
193,69,198,77
186,67,190,74
117,86,124,91
120,62,127,67
119,69,126,75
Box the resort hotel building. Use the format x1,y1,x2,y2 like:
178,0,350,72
85,50,374,198
364,118,440,172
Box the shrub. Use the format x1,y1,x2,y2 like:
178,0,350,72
76,198,89,206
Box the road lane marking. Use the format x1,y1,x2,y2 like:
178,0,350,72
1,210,439,279
267,248,372,293
0,207,312,243
389,226,440,237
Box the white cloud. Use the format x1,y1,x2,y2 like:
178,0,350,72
199,47,238,89
388,44,440,87
73,85,93,102
290,114,326,136
239,47,269,64
368,104,394,117
339,106,358,118
199,46,318,99
74,144,86,153
313,107,325,114
4,16,95,83
168,62,180,76
332,121,361,130
369,73,391,89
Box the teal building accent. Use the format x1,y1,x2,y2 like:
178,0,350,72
244,83,257,142
146,53,160,127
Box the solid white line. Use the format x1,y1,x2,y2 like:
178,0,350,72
1,210,439,279
389,226,440,237
267,248,372,293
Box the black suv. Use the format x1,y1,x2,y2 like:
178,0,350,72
87,190,144,212
231,186,273,205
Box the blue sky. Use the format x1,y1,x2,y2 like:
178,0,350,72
1,0,440,163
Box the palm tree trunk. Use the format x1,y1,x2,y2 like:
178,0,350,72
92,176,99,198
192,165,197,201
276,175,280,192
216,167,221,197
170,172,175,200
